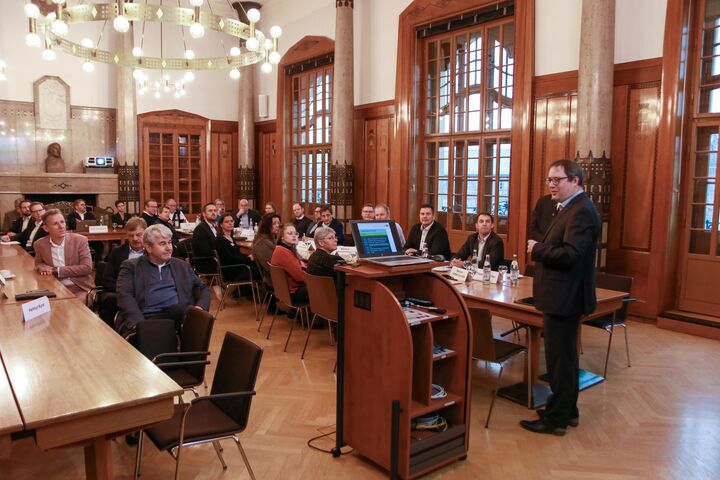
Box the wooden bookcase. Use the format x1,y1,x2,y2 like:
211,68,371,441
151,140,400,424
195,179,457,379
337,263,471,479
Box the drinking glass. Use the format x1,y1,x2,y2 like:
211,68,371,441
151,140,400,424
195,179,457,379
498,265,509,285
112,223,118,231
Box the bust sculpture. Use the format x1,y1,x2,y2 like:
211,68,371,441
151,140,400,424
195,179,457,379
45,142,66,173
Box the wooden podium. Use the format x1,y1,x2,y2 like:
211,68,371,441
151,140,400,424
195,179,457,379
333,262,472,479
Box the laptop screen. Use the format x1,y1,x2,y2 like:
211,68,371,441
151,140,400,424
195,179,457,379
350,220,403,258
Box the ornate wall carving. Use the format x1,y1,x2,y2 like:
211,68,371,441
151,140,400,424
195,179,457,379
237,166,257,201
330,164,354,206
118,163,140,203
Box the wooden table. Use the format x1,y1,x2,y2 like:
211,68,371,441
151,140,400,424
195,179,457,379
0,246,75,304
0,367,23,459
76,230,128,242
0,299,182,479
235,240,253,255
455,276,627,408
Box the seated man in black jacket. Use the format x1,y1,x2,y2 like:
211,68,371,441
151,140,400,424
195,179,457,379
100,217,147,325
191,202,219,275
404,203,451,260
67,198,96,230
8,202,48,252
450,212,505,270
307,226,343,282
117,224,210,335
317,204,345,245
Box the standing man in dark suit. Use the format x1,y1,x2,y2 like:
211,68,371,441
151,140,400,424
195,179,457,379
404,203,451,260
529,194,558,241
234,197,261,228
116,224,210,335
141,199,159,226
66,198,96,231
521,159,601,436
450,212,504,269
191,202,219,274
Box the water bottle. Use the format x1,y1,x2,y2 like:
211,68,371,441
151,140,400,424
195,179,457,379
253,221,258,233
482,254,491,284
510,254,520,286
470,244,479,272
97,215,104,227
420,242,428,258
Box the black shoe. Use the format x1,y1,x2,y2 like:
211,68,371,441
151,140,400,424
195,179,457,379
519,419,566,436
125,432,139,445
536,409,579,428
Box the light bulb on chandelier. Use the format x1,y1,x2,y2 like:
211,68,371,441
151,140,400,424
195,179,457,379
184,70,195,82
184,49,195,60
189,0,204,6
261,62,272,74
230,46,241,57
189,22,205,39
132,47,143,57
24,3,40,19
25,33,41,48
245,36,259,52
229,68,240,80
51,19,68,37
82,61,95,73
42,47,56,62
113,15,129,33
247,8,261,24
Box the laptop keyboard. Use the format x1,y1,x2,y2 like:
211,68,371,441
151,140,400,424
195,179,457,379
370,256,411,263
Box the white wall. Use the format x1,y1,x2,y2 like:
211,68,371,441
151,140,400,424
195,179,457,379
536,0,667,76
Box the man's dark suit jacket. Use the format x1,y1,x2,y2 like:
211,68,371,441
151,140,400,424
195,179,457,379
67,211,96,231
142,212,157,227
156,218,181,245
307,248,343,282
15,220,47,250
234,209,261,228
529,194,557,241
10,215,31,234
103,244,132,292
292,216,314,238
111,212,131,227
316,218,345,245
531,192,601,317
453,231,505,270
116,255,210,334
191,219,217,274
404,222,452,260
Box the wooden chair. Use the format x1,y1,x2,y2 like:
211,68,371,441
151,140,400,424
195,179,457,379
469,307,527,427
266,263,310,352
154,307,215,397
134,332,263,480
585,272,635,378
302,272,337,359
213,255,260,318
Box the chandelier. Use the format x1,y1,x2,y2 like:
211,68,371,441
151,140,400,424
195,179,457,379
23,0,283,82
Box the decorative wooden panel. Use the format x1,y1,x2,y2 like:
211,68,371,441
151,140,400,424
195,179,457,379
208,120,238,206
255,120,277,210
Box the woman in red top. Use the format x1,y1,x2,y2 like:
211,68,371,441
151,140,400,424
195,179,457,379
270,223,308,304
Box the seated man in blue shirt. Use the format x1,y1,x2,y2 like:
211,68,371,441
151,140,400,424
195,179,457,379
116,224,210,335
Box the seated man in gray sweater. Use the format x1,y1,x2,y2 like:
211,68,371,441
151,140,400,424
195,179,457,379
116,224,210,335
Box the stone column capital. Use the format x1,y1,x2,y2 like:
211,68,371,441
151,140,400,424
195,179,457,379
336,0,353,8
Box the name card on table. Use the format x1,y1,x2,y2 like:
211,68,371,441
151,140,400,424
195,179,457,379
449,266,470,283
89,225,109,233
471,270,501,283
22,296,51,322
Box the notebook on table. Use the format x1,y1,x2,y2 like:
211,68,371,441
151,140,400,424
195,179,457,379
350,220,432,267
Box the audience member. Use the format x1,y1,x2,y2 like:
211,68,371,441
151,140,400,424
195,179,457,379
100,217,147,325
141,199,159,226
214,198,226,223
6,200,32,238
112,200,130,228
292,202,314,237
404,203,451,260
2,198,23,232
360,203,375,220
306,226,342,282
34,209,94,300
264,201,278,216
216,213,260,283
270,223,308,304
374,203,405,246
116,224,210,335
157,206,182,246
67,198,96,231
450,212,505,269
252,213,281,287
305,205,323,237
317,204,345,244
12,202,48,251
191,202,219,274
235,197,261,228
165,198,188,225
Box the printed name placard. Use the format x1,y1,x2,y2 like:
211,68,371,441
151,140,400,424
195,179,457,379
21,296,51,322
89,225,109,233
472,270,500,283
449,266,470,283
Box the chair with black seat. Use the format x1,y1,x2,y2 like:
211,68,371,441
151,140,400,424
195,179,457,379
254,256,276,329
154,307,215,397
186,241,220,288
302,272,337,359
85,260,107,315
213,255,260,318
266,263,310,352
585,272,635,378
469,307,528,427
134,331,263,480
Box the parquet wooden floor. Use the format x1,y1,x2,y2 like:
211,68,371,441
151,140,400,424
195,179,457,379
2,293,720,479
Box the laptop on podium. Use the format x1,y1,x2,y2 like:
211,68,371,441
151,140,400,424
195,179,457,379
350,220,433,267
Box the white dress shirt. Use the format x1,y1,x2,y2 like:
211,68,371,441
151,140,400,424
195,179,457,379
50,237,75,287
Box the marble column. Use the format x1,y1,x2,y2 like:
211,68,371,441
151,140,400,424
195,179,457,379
330,0,354,221
576,0,615,267
237,64,257,207
115,27,139,211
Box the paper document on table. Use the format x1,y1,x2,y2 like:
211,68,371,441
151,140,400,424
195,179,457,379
335,245,357,263
0,241,20,245
296,240,315,260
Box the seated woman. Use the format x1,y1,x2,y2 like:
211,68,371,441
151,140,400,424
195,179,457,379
215,213,260,283
112,200,131,228
307,226,343,282
270,223,308,304
252,213,281,287
264,201,278,217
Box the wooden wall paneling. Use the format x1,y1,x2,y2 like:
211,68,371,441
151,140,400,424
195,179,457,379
209,120,239,206
255,120,277,209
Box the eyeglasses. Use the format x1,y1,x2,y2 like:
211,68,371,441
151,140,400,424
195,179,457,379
545,176,568,186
